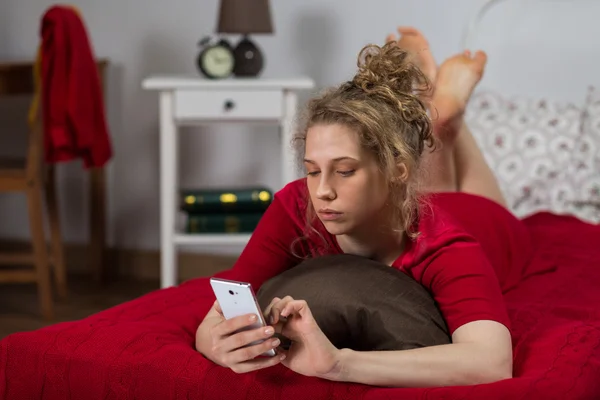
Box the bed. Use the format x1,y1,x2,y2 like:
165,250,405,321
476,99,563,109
2,1,600,399
1,212,600,399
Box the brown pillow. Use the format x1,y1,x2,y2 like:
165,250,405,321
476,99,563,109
256,253,451,351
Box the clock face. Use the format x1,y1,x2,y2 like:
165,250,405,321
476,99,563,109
201,46,234,79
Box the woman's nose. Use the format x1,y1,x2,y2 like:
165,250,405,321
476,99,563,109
316,177,336,200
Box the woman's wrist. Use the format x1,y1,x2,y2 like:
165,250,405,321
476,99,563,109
195,319,216,356
321,348,354,382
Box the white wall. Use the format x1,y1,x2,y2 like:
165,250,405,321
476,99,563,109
1,0,599,255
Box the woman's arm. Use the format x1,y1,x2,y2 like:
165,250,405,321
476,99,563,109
210,183,307,288
333,319,512,387
330,240,514,388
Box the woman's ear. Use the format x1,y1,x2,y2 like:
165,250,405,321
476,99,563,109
393,162,409,183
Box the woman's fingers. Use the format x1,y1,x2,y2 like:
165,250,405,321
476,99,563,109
205,297,293,374
281,299,312,319
269,296,295,324
229,349,286,374
226,334,282,365
210,312,259,339
219,325,276,354
263,296,281,322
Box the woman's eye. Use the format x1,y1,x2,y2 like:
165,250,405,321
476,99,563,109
307,171,320,177
338,170,355,177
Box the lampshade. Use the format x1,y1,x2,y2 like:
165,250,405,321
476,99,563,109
217,0,273,34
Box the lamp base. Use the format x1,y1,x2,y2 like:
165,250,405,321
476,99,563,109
233,35,264,77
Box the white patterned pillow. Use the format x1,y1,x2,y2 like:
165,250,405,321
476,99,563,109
465,89,600,223
566,86,600,222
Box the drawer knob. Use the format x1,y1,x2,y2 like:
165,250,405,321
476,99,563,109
224,100,235,111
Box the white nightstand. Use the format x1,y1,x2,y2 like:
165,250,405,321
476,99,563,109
142,76,315,288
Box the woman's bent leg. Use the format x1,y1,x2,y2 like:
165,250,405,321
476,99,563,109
425,50,507,208
454,121,507,207
388,28,506,206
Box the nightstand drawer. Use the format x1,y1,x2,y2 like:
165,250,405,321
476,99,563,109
174,90,283,120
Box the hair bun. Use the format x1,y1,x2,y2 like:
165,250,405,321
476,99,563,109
351,42,434,157
352,42,429,97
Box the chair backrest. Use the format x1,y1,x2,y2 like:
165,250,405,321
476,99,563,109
0,62,35,96
0,61,43,181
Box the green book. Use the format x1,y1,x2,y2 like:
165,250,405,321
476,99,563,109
180,187,273,214
186,213,264,234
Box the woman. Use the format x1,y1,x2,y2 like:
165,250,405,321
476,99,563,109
195,27,514,388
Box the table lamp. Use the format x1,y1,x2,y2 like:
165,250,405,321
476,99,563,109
217,0,273,77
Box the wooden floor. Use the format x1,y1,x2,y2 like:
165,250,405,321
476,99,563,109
0,275,159,339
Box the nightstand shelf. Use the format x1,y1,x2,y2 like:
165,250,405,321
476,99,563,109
173,232,252,246
142,75,315,288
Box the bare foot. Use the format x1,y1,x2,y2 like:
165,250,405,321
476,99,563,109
431,49,487,139
386,26,437,83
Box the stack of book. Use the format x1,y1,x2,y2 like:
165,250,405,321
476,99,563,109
180,186,273,234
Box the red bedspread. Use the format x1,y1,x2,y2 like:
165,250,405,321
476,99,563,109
2,211,600,399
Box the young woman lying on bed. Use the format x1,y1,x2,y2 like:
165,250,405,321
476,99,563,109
195,27,514,388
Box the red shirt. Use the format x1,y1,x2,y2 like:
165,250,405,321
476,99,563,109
230,179,511,335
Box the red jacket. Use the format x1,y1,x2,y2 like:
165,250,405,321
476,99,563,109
34,5,112,168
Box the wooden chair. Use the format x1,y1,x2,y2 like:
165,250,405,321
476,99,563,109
0,60,109,321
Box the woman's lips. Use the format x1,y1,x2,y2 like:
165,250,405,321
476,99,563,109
318,209,343,221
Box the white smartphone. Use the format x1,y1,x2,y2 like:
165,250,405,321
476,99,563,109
210,277,277,357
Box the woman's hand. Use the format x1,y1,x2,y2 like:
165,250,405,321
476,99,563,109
265,296,343,380
195,300,285,373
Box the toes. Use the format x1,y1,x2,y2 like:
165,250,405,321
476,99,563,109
473,50,488,69
462,49,487,62
386,33,396,44
473,50,487,63
397,26,420,36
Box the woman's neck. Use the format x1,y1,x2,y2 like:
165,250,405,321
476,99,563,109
336,223,405,266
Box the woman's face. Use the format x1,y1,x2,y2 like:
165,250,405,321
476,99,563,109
303,123,390,236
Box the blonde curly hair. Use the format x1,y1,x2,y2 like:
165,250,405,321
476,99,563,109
294,41,435,243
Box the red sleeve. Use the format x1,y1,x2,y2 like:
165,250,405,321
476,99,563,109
414,240,511,335
215,181,308,289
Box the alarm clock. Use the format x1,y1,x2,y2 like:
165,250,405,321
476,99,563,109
196,37,235,79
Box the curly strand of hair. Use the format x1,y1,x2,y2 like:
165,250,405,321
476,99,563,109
290,201,330,259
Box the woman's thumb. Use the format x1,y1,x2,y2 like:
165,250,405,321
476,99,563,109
213,300,223,315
